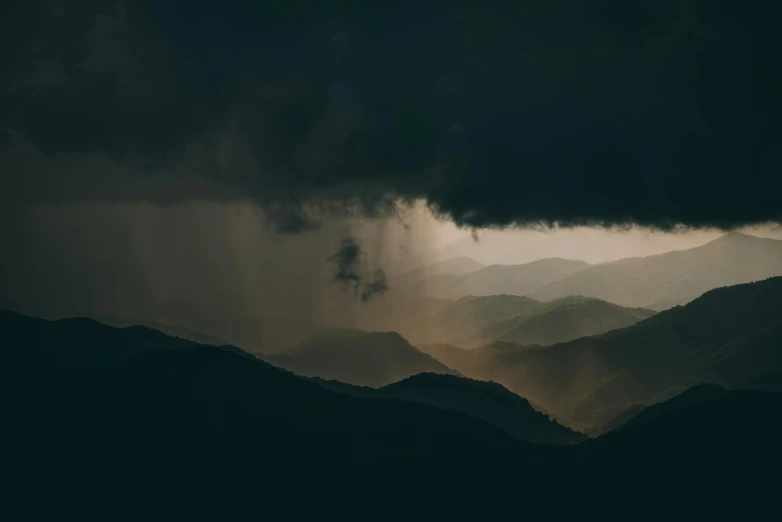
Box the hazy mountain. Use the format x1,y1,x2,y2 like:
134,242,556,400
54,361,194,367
494,297,656,346
531,232,782,309
448,296,656,347
315,372,585,445
349,296,456,333
396,256,483,286
415,258,591,299
409,294,541,345
264,330,458,387
421,277,782,434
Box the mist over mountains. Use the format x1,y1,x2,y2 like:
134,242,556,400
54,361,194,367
530,232,782,309
405,232,782,310
5,0,782,513
421,276,782,434
407,258,590,299
407,294,656,348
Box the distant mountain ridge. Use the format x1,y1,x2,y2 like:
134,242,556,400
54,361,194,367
530,232,782,309
408,294,656,348
5,308,782,511
413,258,591,299
264,329,458,387
396,256,483,285
420,277,782,434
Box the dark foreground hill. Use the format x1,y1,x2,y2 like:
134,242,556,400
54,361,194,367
420,277,782,434
4,310,781,515
314,372,586,445
611,383,728,432
264,329,458,387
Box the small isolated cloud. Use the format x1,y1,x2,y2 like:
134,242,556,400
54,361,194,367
328,236,388,302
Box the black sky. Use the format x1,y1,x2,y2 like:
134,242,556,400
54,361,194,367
2,0,780,231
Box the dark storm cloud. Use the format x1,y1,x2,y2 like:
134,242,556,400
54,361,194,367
327,235,388,302
1,0,780,230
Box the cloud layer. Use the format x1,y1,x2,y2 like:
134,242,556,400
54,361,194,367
2,0,780,230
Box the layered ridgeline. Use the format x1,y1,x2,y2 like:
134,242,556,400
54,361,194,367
407,258,591,299
408,294,656,347
530,232,782,309
404,233,782,310
262,330,459,387
4,308,781,510
393,256,484,288
419,277,782,434
1,311,544,493
313,372,586,445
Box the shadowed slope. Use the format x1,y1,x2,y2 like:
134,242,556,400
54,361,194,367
314,372,585,445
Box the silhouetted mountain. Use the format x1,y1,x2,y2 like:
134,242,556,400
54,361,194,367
264,330,458,387
379,373,585,444
421,277,782,434
2,310,203,365
613,383,728,432
313,372,585,444
6,310,781,513
580,389,782,468
415,258,591,299
531,232,782,308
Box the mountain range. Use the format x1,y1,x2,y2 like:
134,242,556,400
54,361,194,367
529,232,782,309
394,256,484,287
5,308,781,513
263,329,458,387
408,233,782,311
409,258,590,299
419,276,782,434
313,372,586,445
409,294,656,347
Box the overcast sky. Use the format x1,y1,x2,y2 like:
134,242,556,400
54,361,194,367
1,1,780,321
